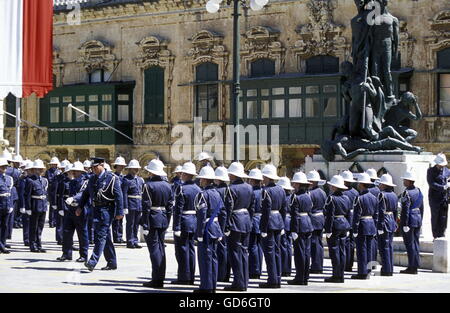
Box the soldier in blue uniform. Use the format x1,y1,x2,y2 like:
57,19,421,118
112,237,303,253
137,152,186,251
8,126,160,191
68,157,124,271
9,154,22,231
122,160,144,249
277,176,294,277
306,170,327,274
288,172,313,285
193,166,226,293
141,159,173,288
247,168,263,280
171,165,183,192
25,160,49,253
341,170,359,272
224,162,254,292
83,160,94,244
18,160,33,246
365,168,380,268
324,175,352,283
352,172,378,280
45,157,60,228
112,156,126,244
399,169,423,275
0,158,14,254
172,162,201,285
57,162,89,262
214,166,232,282
259,164,285,289
377,174,398,276
55,161,71,245
427,153,450,239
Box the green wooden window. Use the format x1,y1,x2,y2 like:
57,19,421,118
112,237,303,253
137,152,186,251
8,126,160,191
4,93,16,127
251,58,275,77
195,62,218,121
144,66,165,124
306,55,339,74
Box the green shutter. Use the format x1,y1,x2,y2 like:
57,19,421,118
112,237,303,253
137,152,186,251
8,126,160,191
144,66,165,124
39,97,49,126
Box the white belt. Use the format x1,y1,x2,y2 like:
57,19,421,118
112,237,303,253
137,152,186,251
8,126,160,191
233,208,248,214
285,213,291,217
270,210,280,214
253,213,262,217
385,211,394,215
411,208,420,212
297,212,308,217
0,193,11,197
312,212,323,216
206,217,218,223
128,195,142,199
361,216,373,220
182,210,196,215
32,195,47,200
335,215,345,218
151,206,166,211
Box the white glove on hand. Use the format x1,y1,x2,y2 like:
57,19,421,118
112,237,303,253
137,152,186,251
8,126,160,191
280,229,285,236
354,233,358,238
174,231,181,237
52,205,57,210
224,231,231,237
346,231,350,237
65,197,74,206
58,210,64,217
378,230,384,235
291,232,299,241
261,232,268,238
123,209,129,215
143,230,149,236
20,208,26,214
8,208,13,214
198,237,203,242
218,237,223,242
403,226,410,233
26,210,32,216
326,233,332,239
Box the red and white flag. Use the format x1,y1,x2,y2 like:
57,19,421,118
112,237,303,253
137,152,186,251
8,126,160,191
0,0,53,99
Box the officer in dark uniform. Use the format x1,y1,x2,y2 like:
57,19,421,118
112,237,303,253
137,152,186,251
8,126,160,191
5,155,20,242
399,169,423,275
172,162,201,285
366,168,380,267
324,175,352,283
0,158,14,254
352,173,378,280
83,160,94,244
45,157,60,228
277,176,294,277
288,172,313,286
171,165,183,193
18,160,32,246
427,153,450,239
57,162,89,262
25,160,49,253
259,164,285,289
224,162,254,292
193,166,226,293
214,166,232,282
247,168,263,280
122,160,144,249
377,174,398,276
112,156,126,244
141,159,173,288
307,170,327,274
341,170,359,272
69,157,124,271
55,160,70,245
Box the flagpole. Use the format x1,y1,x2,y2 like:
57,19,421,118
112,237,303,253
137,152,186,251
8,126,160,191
15,98,20,155
0,99,4,143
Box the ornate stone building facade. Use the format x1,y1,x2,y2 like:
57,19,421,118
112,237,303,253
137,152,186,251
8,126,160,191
4,0,450,175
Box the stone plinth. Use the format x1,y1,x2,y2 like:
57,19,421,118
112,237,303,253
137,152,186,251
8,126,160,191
433,238,450,273
305,152,435,240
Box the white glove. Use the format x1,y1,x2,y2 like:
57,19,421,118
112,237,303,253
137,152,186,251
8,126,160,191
20,208,26,214
218,237,223,242
354,233,358,238
378,230,384,235
198,237,203,242
326,233,332,239
174,231,181,237
58,210,64,217
65,197,74,206
8,208,13,214
280,229,285,236
52,205,57,210
26,210,32,216
224,231,231,237
123,209,129,215
403,226,410,233
445,183,450,190
261,232,268,238
143,230,149,236
346,231,350,237
291,232,298,241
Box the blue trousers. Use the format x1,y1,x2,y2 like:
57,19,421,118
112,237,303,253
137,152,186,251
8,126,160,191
6,205,14,239
145,228,167,282
55,213,63,243
430,201,448,238
262,230,282,285
88,208,117,268
217,236,230,281
371,235,378,263
326,231,347,279
293,232,311,283
86,207,94,242
345,231,355,271
22,213,30,244
229,231,250,289
174,231,196,282
30,211,46,251
249,232,263,276
280,232,292,275
198,237,218,291
402,227,420,269
355,235,373,275
126,210,141,245
378,231,394,274
112,218,123,242
310,230,324,271
62,212,89,259
48,205,55,227
0,210,10,249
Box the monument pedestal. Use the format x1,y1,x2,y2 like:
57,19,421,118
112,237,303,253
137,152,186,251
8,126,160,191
433,238,450,273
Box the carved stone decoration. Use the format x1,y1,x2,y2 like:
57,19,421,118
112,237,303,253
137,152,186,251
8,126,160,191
134,36,175,125
240,26,285,76
134,125,169,145
53,48,65,87
77,40,118,74
398,20,415,68
187,30,229,121
292,0,348,72
425,10,450,69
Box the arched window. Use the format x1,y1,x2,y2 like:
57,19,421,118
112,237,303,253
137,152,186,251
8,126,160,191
305,55,339,74
144,66,165,124
195,62,218,121
438,47,450,116
251,58,275,77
